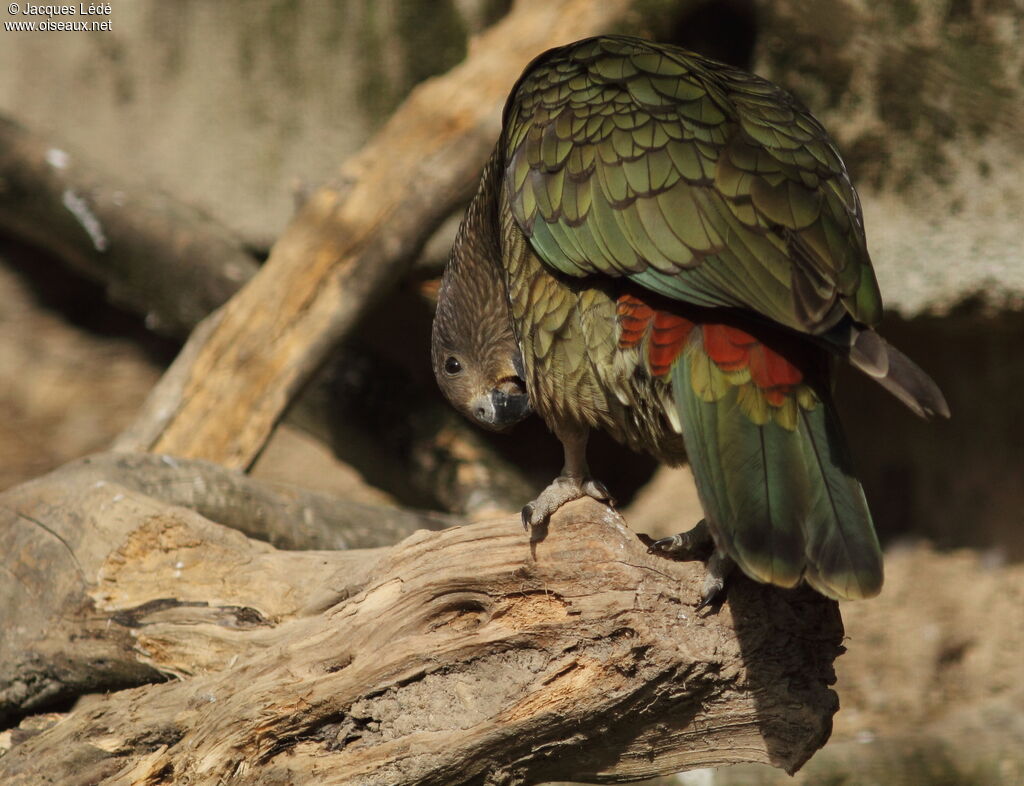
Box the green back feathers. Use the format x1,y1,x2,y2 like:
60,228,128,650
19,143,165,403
503,35,882,336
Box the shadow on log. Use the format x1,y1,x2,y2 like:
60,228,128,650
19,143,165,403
0,459,841,784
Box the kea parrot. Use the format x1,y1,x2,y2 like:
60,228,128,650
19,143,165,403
432,35,949,604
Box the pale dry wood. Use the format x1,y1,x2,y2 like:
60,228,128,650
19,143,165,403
0,466,387,725
0,464,841,785
0,111,533,508
110,303,537,516
116,0,657,468
0,116,258,336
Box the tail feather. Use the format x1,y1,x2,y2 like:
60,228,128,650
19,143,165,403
673,368,806,590
842,325,950,420
672,345,883,601
797,400,883,600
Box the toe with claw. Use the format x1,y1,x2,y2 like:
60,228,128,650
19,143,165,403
522,425,616,532
522,474,615,531
649,520,733,610
648,519,714,560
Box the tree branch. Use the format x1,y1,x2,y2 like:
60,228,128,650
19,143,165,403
41,452,459,550
115,0,660,468
0,116,258,337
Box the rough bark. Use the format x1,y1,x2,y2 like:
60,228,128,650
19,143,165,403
0,467,841,785
114,0,662,469
0,116,259,337
0,458,391,726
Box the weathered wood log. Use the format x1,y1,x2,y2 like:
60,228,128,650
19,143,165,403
0,459,392,725
113,313,537,516
0,107,534,509
115,0,671,468
0,466,841,784
0,112,534,511
0,116,259,337
0,100,538,513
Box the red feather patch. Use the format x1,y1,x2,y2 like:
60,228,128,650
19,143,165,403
616,294,654,349
615,292,806,403
702,324,754,371
649,312,694,376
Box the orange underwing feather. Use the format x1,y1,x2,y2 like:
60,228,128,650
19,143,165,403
702,323,752,372
649,311,694,376
749,342,803,389
616,293,654,349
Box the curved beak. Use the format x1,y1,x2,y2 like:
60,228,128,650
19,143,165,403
468,387,532,431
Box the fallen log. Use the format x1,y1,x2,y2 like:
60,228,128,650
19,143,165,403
0,462,841,784
32,452,459,550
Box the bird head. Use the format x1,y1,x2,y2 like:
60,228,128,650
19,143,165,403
431,337,531,432
431,229,531,432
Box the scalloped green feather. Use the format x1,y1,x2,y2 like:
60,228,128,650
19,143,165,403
503,35,883,333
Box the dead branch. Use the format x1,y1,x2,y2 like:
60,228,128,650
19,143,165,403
0,466,841,785
0,116,259,337
40,452,459,550
115,0,660,469
113,312,537,516
0,103,534,512
0,108,534,510
0,106,537,513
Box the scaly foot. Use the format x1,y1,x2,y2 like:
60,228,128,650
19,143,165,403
522,475,615,530
648,520,734,609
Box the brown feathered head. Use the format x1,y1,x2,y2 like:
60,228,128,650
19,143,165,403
431,160,531,432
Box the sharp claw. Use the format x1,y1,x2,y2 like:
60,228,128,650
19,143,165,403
521,474,614,536
695,579,725,611
646,528,730,611
648,536,672,554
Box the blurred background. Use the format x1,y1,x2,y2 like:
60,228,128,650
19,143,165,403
1,1,1022,784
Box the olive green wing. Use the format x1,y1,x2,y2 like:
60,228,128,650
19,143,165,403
503,36,882,335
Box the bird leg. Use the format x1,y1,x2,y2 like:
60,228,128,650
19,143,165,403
522,424,615,530
648,520,735,609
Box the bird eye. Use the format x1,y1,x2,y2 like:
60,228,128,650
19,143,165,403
444,356,462,376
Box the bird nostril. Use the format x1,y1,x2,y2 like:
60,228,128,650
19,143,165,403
475,407,487,420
